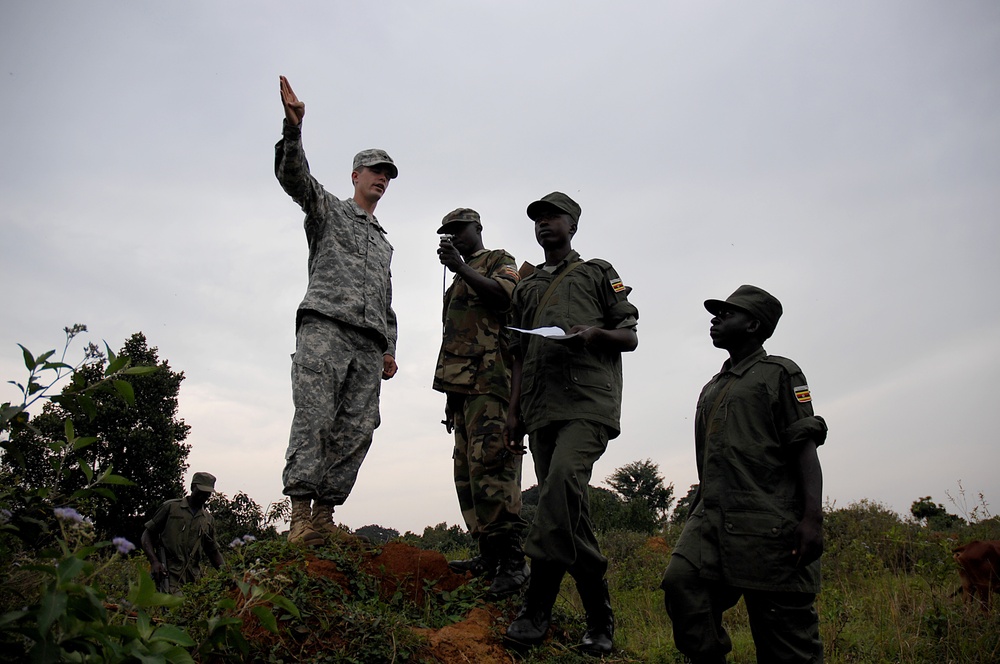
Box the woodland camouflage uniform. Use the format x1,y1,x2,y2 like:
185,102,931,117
434,236,529,585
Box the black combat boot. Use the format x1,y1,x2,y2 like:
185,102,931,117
505,560,566,648
448,537,499,579
576,576,614,656
487,541,530,599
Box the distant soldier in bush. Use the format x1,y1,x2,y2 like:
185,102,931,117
661,286,828,664
141,472,224,594
434,207,529,598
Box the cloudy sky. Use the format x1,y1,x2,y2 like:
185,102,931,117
2,2,998,534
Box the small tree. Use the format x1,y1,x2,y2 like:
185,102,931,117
5,332,190,544
606,459,675,528
910,495,963,530
356,524,400,545
670,484,699,525
208,492,288,545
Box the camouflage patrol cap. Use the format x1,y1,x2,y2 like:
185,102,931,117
527,192,581,224
191,471,217,494
437,208,481,233
705,285,783,340
353,149,398,179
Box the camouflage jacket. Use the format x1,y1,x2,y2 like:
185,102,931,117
433,248,520,398
275,120,397,356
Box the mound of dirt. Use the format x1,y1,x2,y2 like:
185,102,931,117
361,541,469,605
412,606,514,664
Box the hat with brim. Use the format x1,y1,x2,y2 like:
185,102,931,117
526,191,581,224
437,208,481,233
353,149,398,179
191,471,217,494
705,285,783,339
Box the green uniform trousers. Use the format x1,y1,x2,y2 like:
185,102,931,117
526,419,609,579
662,553,822,664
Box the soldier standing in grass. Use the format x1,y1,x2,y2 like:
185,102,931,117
503,192,639,656
141,472,224,594
661,285,827,664
275,76,399,546
434,207,529,598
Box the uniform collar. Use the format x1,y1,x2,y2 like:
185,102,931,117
719,347,767,376
535,249,581,273
347,199,387,234
180,495,204,515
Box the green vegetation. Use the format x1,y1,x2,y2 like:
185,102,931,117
2,329,998,662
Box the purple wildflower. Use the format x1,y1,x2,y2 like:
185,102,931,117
112,537,135,554
53,507,85,524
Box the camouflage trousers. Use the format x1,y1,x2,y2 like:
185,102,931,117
449,393,527,545
283,314,383,505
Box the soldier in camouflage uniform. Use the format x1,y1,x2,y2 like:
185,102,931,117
434,208,529,598
503,192,639,656
275,76,399,546
141,472,224,594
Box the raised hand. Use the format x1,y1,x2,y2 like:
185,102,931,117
279,75,305,125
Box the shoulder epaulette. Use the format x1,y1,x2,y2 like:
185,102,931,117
585,258,613,271
761,354,804,374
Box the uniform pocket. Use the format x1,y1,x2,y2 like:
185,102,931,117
438,341,486,388
568,364,614,392
291,351,326,409
720,508,793,581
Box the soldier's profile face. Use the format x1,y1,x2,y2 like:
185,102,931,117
709,308,757,349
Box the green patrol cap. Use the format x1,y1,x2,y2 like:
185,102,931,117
705,285,783,340
527,191,581,224
437,207,481,234
191,471,217,494
353,149,398,179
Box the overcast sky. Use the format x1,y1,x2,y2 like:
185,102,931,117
2,1,998,534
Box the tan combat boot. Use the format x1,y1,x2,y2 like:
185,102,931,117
287,497,323,546
312,502,369,545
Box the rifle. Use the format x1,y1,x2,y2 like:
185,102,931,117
155,545,171,593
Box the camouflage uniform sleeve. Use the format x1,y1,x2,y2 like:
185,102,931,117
274,120,336,220
589,260,639,329
489,251,521,305
508,279,528,357
385,272,398,357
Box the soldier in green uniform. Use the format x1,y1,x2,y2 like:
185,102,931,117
433,207,529,598
275,76,399,545
141,472,224,594
503,192,639,656
661,285,828,664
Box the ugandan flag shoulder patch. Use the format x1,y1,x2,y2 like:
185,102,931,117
609,277,626,293
499,265,521,282
794,385,811,403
